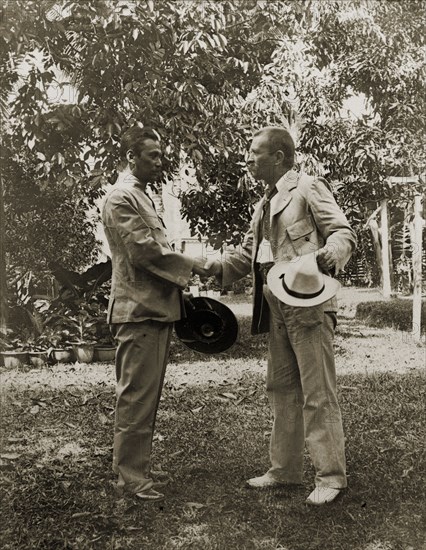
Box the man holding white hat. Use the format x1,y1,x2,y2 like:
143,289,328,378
203,126,356,505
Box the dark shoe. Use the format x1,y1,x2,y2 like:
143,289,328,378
152,479,169,489
151,469,170,480
135,488,165,502
151,469,170,488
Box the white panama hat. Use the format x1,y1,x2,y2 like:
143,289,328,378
266,252,340,307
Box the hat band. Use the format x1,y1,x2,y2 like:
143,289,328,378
280,274,325,300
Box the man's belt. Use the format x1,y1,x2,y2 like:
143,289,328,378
257,262,274,284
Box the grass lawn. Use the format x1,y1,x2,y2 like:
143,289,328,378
1,371,424,549
1,289,425,549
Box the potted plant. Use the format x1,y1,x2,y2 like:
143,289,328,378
45,329,76,364
45,260,113,364
93,334,116,362
25,336,49,368
0,292,54,368
40,325,75,364
0,331,29,368
65,300,100,363
187,274,200,298
0,296,49,368
94,343,116,363
24,315,52,367
41,297,100,364
49,347,74,364
205,276,222,298
0,330,50,369
39,308,75,364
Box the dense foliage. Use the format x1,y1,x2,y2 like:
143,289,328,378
2,144,99,274
1,0,424,300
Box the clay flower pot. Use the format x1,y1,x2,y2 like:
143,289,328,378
1,351,29,369
71,342,95,363
28,351,48,368
93,345,116,362
49,348,74,364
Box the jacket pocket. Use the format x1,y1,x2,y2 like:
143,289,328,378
286,215,317,255
140,215,171,250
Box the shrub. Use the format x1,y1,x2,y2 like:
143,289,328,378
228,274,252,295
355,299,426,334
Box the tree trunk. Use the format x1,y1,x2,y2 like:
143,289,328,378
380,199,392,298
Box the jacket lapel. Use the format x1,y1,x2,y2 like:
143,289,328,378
253,198,266,244
270,170,299,217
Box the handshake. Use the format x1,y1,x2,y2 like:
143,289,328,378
191,256,222,281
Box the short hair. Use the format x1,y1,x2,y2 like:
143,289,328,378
254,126,295,168
120,126,160,158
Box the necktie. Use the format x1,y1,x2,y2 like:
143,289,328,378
262,187,278,241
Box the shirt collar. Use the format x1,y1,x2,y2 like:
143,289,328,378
264,169,299,200
275,169,299,193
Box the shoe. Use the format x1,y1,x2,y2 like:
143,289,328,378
152,479,169,488
305,487,341,506
246,473,285,488
151,469,170,488
135,488,165,502
151,469,170,480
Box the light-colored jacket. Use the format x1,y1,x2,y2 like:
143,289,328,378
221,170,357,334
102,175,193,324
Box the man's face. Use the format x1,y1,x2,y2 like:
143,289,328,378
247,134,277,184
131,138,162,183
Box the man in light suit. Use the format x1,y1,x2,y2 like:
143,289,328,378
102,126,207,502
204,126,356,505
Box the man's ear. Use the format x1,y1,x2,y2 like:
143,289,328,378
126,150,134,164
274,149,285,166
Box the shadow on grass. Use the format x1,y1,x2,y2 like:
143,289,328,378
170,314,268,364
170,304,404,365
1,371,424,550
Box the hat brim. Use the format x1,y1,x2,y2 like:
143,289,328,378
174,297,239,354
267,260,340,307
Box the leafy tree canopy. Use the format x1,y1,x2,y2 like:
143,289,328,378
1,0,424,273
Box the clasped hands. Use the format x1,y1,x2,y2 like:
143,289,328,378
192,256,222,281
191,246,337,281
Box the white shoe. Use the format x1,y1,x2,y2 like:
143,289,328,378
135,488,165,502
306,487,341,506
246,473,285,488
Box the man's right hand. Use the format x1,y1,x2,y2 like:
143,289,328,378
204,259,222,277
192,257,222,279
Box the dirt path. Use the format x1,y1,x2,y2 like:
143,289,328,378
1,288,423,391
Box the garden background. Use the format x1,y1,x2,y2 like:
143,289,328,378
0,1,425,549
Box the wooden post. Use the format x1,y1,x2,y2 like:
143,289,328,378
380,199,391,299
412,193,423,341
0,173,8,335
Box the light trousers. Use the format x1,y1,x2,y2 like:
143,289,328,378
110,320,172,494
263,285,347,488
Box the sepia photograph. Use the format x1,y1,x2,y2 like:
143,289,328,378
0,1,424,548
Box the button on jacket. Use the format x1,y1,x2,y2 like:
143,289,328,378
221,170,357,334
102,175,193,324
